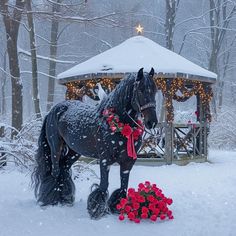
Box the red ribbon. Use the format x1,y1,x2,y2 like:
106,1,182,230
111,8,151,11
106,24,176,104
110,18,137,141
126,132,137,159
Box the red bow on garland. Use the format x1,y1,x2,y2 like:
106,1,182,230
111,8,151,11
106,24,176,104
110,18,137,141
102,108,144,159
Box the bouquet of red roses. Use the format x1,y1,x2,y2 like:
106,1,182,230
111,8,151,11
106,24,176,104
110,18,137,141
116,181,173,223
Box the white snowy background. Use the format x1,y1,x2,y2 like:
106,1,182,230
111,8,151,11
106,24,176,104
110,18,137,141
0,150,236,236
1,1,236,236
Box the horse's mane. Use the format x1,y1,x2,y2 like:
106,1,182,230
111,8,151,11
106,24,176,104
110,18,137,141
97,73,136,114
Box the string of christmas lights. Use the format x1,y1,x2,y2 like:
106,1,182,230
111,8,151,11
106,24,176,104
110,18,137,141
65,78,118,100
155,78,213,122
65,77,213,122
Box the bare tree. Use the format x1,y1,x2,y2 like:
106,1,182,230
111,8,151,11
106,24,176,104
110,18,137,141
46,0,62,112
0,50,7,138
157,0,180,122
176,0,236,111
209,0,235,73
0,50,7,118
209,0,236,110
165,0,180,50
0,0,25,137
26,0,41,119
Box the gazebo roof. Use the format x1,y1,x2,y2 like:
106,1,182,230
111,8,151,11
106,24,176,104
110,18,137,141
57,36,217,84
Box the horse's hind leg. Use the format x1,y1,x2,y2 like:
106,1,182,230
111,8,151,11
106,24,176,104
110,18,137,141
59,147,81,205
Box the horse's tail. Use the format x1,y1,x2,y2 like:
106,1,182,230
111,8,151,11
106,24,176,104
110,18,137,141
32,109,80,206
31,115,53,204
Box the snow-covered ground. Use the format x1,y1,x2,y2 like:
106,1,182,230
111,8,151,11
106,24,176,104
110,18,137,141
0,150,236,236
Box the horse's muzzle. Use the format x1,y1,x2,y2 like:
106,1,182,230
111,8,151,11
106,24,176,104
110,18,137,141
143,109,158,130
145,119,158,130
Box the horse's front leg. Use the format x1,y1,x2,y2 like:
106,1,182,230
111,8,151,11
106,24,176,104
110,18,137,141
87,158,110,219
108,159,135,214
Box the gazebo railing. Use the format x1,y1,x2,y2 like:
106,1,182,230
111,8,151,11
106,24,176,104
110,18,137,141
138,122,209,165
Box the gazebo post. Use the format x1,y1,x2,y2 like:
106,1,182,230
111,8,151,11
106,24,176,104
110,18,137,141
163,80,174,164
164,122,174,164
196,92,208,161
196,93,202,156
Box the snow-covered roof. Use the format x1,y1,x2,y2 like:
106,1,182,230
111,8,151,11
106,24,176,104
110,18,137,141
57,36,217,84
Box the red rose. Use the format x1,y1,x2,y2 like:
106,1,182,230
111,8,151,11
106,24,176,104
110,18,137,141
166,198,173,205
110,126,117,132
133,210,138,217
137,195,145,203
154,189,161,196
158,201,165,210
138,183,145,190
162,206,168,213
141,213,148,219
121,124,133,138
120,198,128,207
128,188,135,194
125,205,132,213
133,129,140,140
150,214,157,222
133,128,143,140
107,115,114,122
134,218,140,224
141,206,149,214
167,210,172,217
147,195,155,202
119,214,125,221
152,198,158,205
133,202,140,210
118,122,124,128
154,208,160,216
160,214,166,220
148,203,156,211
144,188,150,193
152,184,157,189
128,212,135,220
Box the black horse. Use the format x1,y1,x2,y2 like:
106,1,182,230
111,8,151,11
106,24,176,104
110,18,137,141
32,68,157,219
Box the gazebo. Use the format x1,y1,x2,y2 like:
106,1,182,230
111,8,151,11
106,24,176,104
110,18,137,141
57,36,217,165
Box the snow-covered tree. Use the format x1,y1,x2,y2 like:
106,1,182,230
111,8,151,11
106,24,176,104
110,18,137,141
0,0,26,137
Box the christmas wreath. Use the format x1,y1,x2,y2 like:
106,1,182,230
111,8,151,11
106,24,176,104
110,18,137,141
103,108,144,159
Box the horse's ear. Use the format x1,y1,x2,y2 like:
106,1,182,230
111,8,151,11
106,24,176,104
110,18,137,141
137,68,144,81
149,67,154,77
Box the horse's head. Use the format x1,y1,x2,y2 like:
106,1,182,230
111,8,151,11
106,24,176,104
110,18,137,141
132,68,158,129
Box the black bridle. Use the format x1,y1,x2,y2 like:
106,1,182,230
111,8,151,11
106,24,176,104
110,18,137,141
131,81,156,114
140,102,156,112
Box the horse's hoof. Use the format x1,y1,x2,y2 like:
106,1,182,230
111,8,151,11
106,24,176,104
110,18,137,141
60,201,74,207
87,187,108,219
108,188,126,214
60,195,75,206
